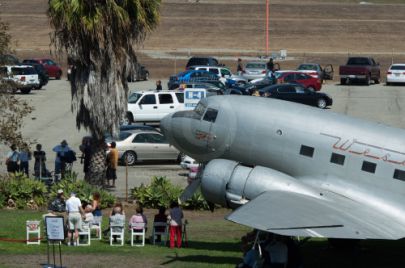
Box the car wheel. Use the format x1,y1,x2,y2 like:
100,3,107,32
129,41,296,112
123,151,137,166
20,88,31,94
56,71,62,80
386,81,391,86
307,86,315,92
365,75,371,85
125,112,134,125
144,72,149,81
374,78,380,84
35,85,42,90
340,78,346,85
317,98,327,109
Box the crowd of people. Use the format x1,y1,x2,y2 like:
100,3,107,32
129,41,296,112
44,189,185,247
5,140,77,180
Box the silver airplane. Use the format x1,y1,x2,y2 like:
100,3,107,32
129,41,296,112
160,95,405,240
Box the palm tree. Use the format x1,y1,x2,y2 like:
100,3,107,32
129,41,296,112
48,0,161,185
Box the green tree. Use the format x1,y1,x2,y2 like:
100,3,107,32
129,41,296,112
47,0,161,185
0,17,33,149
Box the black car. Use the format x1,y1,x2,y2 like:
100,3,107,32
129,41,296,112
30,63,49,89
260,83,333,109
186,57,220,69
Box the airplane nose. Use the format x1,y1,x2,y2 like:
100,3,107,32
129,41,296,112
160,114,172,137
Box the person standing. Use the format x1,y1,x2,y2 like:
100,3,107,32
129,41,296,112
34,144,47,178
168,201,183,248
156,80,162,91
53,140,71,180
237,58,244,75
5,144,19,174
267,58,274,73
19,143,31,177
106,141,119,188
65,192,84,246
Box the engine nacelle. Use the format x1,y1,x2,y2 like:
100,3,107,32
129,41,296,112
201,159,319,209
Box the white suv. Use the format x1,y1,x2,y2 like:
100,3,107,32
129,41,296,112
0,65,40,94
127,90,184,123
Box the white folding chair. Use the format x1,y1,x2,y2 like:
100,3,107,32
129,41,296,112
130,222,146,247
77,222,91,246
90,216,102,240
26,220,41,245
110,224,125,246
151,222,168,245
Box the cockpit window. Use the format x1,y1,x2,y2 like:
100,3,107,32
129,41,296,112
203,108,218,123
195,102,206,117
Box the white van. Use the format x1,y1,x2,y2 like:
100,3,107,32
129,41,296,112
127,90,184,123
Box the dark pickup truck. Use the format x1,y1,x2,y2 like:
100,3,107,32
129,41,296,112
339,57,380,85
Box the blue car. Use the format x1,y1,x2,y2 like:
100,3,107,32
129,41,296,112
168,70,219,90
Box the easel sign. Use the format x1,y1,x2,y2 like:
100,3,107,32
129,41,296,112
45,216,65,241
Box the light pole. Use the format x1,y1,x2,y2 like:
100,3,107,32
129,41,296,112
266,0,269,56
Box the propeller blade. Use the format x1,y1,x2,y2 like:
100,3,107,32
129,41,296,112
179,178,201,203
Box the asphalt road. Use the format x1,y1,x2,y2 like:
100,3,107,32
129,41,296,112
1,79,405,197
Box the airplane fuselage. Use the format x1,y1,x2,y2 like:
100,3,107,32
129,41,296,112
161,95,405,239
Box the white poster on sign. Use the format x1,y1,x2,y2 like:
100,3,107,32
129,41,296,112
184,88,206,110
45,216,65,241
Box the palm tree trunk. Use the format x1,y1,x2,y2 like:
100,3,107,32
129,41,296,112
84,139,106,187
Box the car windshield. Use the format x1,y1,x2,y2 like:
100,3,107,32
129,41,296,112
246,63,266,69
390,65,405,70
298,64,317,70
11,67,36,75
128,93,142,104
105,131,132,142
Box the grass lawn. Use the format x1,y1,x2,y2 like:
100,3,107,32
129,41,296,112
0,209,249,268
2,209,405,268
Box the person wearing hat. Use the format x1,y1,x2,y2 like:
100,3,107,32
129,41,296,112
53,140,71,180
65,192,84,246
48,189,66,215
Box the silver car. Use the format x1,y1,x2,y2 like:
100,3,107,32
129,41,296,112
242,62,268,81
110,130,181,165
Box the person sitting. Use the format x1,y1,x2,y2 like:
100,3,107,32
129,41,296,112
153,206,167,243
81,204,94,230
103,202,125,237
109,205,125,242
129,204,148,241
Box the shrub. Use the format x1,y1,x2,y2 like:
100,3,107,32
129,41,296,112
49,172,115,209
0,172,47,209
131,176,209,210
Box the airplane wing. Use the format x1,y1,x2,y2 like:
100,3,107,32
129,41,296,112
226,190,405,239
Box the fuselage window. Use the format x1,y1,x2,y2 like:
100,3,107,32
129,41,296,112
203,108,218,123
299,145,314,158
362,161,376,173
393,169,405,181
330,153,345,165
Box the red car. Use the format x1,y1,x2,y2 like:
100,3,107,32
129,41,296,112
22,58,62,79
274,71,322,91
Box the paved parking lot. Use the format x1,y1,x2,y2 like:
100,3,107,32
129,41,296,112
1,79,405,197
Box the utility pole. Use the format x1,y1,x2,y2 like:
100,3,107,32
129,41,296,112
266,0,269,56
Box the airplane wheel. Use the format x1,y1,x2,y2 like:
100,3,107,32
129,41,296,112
317,98,327,109
123,151,137,166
